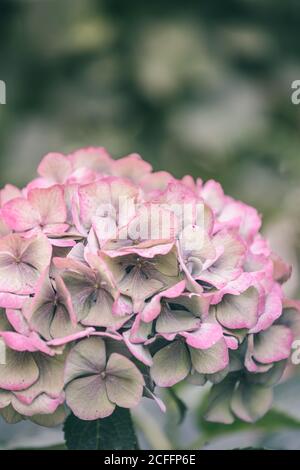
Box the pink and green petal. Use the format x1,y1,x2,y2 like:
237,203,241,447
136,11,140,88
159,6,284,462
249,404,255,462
0,349,39,391
190,339,229,374
66,374,115,420
213,287,259,330
253,325,293,364
141,280,186,323
1,197,40,231
0,405,23,424
28,185,67,225
64,337,107,385
181,322,223,350
14,353,65,405
38,152,72,184
30,404,67,427
156,307,200,335
204,381,235,424
122,331,153,366
12,392,64,417
105,353,144,408
231,383,273,423
250,283,283,333
151,341,190,387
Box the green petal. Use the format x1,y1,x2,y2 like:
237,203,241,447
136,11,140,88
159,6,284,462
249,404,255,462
82,289,131,329
208,366,229,384
30,405,67,427
204,380,235,424
120,268,163,312
0,349,39,391
105,353,144,408
253,325,292,364
154,250,179,277
61,270,96,322
30,302,55,341
64,337,106,385
248,360,286,387
0,404,23,424
151,340,190,387
190,339,228,375
14,352,65,404
66,374,115,420
231,382,273,423
187,370,207,386
156,306,200,335
49,304,82,339
214,287,259,329
0,389,11,408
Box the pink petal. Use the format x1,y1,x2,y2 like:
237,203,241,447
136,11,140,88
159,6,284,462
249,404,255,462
2,197,39,231
219,201,262,243
181,322,223,349
68,146,112,172
78,181,111,227
250,283,283,333
123,330,153,366
224,335,239,350
271,252,292,284
28,185,67,225
140,171,174,197
49,238,76,247
0,293,28,309
112,154,152,182
141,280,186,322
201,180,225,214
38,152,72,183
12,393,64,416
46,327,95,346
0,184,22,206
6,309,30,335
0,331,53,355
253,325,293,364
145,387,167,412
90,330,123,340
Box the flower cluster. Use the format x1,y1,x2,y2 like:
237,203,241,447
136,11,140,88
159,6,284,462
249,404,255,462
0,147,298,426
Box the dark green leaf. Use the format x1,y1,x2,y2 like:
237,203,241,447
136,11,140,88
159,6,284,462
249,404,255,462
64,408,138,450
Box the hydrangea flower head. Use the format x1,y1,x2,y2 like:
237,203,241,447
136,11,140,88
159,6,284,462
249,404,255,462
0,147,298,426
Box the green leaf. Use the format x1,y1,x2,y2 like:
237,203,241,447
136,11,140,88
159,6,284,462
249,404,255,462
64,408,139,450
167,388,187,425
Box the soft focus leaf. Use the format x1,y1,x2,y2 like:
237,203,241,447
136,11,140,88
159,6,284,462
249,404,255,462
12,444,67,450
167,388,187,425
273,377,300,421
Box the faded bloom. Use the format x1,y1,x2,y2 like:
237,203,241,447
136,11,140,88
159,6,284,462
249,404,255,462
0,147,298,426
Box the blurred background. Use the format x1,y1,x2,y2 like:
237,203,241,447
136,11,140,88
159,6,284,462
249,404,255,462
0,0,300,450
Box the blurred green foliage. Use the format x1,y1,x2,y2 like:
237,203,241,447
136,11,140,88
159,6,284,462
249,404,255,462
0,0,300,214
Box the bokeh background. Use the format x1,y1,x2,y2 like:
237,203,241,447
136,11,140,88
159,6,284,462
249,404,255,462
1,0,300,450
